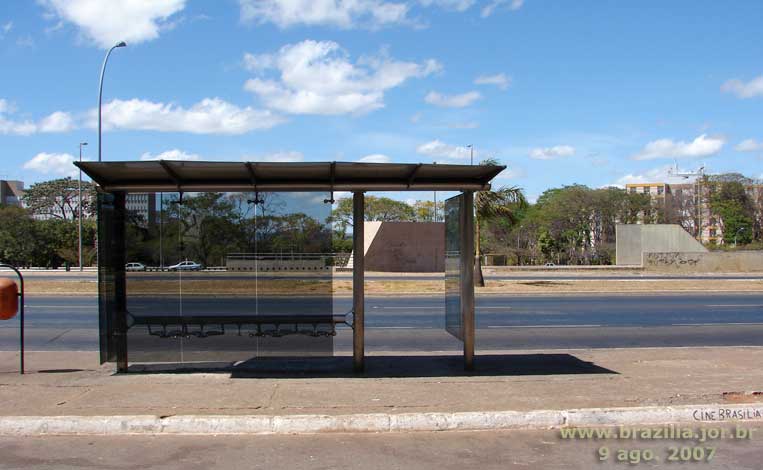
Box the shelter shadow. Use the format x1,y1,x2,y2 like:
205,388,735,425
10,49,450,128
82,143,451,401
125,353,617,378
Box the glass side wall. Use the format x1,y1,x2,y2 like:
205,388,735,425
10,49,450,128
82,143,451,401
122,191,334,364
125,193,181,363
444,194,463,340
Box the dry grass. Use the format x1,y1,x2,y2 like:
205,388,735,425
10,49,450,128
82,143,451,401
19,278,763,296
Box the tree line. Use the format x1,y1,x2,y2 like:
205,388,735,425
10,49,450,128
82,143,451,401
1,173,761,268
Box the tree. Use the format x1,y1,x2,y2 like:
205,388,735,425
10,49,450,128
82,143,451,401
329,195,416,241
412,200,444,222
709,180,754,245
474,158,527,286
0,206,61,267
21,177,96,221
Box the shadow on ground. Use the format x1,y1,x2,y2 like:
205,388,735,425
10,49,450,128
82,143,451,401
124,354,617,378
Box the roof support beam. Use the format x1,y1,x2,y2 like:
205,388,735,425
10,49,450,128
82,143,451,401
407,163,423,189
245,162,258,187
158,160,183,189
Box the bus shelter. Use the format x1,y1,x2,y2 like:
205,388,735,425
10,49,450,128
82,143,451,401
75,161,504,373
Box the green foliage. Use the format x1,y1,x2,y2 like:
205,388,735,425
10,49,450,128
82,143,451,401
0,206,62,267
330,195,416,240
21,177,96,221
709,180,754,245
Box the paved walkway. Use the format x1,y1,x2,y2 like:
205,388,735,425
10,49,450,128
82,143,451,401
1,347,761,418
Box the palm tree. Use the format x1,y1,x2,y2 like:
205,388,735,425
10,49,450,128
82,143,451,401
474,158,527,286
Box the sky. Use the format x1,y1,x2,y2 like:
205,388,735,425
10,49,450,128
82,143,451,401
1,0,762,203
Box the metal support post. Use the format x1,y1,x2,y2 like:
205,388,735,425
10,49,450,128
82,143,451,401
461,192,475,370
352,192,365,372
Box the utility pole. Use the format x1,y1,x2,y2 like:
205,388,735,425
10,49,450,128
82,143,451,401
669,164,705,242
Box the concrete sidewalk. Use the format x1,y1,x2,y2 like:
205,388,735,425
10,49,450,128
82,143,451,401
1,347,762,434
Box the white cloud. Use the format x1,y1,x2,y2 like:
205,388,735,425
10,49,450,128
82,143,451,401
631,134,724,160
418,0,475,11
140,149,201,161
474,73,510,90
239,0,409,29
243,40,440,115
40,0,185,48
1,21,12,35
481,0,524,17
23,152,79,177
0,99,74,135
416,139,472,160
612,164,699,188
735,139,763,153
529,145,575,160
94,97,284,134
38,111,75,133
721,75,763,99
358,153,391,163
424,90,481,108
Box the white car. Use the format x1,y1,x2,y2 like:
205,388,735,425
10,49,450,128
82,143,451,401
168,260,203,271
125,262,146,272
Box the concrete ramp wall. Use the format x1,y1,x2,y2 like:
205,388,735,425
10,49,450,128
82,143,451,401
616,224,706,266
360,221,445,272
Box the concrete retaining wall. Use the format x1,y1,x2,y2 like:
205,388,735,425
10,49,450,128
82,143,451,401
364,222,445,272
616,224,706,266
644,251,763,273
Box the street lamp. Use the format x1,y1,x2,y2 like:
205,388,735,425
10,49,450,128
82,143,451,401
467,144,474,165
98,41,126,162
78,142,88,271
734,227,746,248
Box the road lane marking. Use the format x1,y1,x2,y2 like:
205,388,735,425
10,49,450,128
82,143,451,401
486,324,602,328
672,322,763,326
705,304,763,308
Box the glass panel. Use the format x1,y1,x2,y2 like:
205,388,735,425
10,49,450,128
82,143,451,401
254,192,334,358
175,192,254,363
119,191,335,365
444,194,463,341
97,192,117,363
125,193,182,363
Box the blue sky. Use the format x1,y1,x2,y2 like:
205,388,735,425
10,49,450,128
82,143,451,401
1,0,762,203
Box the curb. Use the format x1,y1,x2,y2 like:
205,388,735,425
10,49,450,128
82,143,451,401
1,404,762,435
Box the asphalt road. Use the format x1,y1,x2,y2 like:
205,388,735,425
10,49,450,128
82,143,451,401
3,272,763,281
1,427,761,470
1,293,762,352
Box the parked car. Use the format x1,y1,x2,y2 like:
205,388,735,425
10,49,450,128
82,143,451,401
125,262,146,272
168,260,203,271
544,262,556,267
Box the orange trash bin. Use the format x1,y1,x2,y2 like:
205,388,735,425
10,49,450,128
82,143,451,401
0,278,19,320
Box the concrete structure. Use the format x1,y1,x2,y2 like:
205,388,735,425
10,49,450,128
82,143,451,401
360,221,445,272
0,180,24,207
125,193,157,227
616,224,707,266
76,160,502,373
626,180,763,244
644,251,763,273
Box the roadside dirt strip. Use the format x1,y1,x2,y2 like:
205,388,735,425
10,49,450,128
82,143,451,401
17,278,763,296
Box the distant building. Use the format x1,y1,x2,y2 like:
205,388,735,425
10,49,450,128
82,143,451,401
0,180,25,207
626,180,763,244
126,193,157,227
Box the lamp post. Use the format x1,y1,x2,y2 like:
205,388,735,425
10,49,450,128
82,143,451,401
467,144,474,165
734,227,746,248
78,141,88,271
98,41,126,162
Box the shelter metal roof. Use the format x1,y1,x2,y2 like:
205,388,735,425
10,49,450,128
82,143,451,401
74,161,505,192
